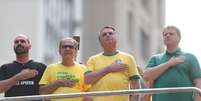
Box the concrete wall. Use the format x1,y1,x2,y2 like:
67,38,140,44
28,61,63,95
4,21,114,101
82,0,165,66
0,0,44,65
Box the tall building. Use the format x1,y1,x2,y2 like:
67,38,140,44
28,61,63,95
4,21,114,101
0,0,165,67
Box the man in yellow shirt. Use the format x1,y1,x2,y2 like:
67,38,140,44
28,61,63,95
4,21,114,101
39,37,90,101
85,26,140,101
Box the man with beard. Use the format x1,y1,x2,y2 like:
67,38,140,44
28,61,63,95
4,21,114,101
84,26,140,101
0,34,46,100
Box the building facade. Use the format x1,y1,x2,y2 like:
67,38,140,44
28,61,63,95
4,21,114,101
0,0,165,67
82,0,165,66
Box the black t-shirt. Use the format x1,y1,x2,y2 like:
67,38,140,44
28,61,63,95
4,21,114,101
0,60,46,100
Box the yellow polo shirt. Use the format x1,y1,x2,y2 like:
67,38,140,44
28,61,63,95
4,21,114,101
40,62,90,101
86,51,140,101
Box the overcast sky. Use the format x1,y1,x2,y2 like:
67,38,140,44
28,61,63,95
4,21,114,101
166,0,201,62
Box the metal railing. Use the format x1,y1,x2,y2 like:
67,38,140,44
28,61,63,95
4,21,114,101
0,87,200,101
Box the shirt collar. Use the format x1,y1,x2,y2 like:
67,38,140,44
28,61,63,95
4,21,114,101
13,59,33,64
102,51,119,56
165,48,182,56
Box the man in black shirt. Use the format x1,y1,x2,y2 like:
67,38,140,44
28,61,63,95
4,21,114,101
0,34,46,100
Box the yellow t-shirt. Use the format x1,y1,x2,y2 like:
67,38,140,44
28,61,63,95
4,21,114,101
39,62,89,101
86,51,139,101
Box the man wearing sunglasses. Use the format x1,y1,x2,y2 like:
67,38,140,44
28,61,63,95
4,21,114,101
39,37,90,101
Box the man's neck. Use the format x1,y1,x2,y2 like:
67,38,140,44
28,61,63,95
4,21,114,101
102,42,116,52
103,44,116,53
166,45,179,53
16,54,30,64
62,59,74,67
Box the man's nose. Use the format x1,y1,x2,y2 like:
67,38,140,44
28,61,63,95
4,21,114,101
166,33,170,36
18,41,23,44
64,47,71,50
105,33,109,36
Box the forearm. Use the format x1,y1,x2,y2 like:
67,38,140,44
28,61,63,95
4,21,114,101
194,78,201,101
139,80,153,101
194,92,201,101
39,82,60,95
143,62,171,81
85,67,109,84
83,96,92,101
129,80,140,101
0,75,21,93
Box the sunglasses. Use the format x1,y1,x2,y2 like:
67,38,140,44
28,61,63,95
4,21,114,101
102,32,114,37
61,45,75,49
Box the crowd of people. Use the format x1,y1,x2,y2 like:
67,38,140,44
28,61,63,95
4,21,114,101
0,25,201,101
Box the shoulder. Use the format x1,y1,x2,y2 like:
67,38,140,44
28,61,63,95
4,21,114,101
43,63,60,72
30,60,47,70
88,52,103,61
182,51,196,57
30,60,46,66
72,63,87,73
75,62,87,68
181,51,198,61
118,51,131,56
47,63,60,68
118,51,135,59
0,61,16,69
89,52,103,58
149,52,164,59
146,53,164,66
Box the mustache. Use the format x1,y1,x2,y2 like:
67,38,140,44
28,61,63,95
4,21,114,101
15,45,25,49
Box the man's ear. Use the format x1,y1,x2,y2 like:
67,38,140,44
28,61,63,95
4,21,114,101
59,47,61,55
98,36,103,46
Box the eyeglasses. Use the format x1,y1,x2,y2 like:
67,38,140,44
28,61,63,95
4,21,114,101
61,45,75,49
101,32,114,37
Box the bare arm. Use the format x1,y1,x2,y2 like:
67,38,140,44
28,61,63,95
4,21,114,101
0,75,20,93
83,96,92,101
39,80,76,94
143,56,185,82
84,67,109,85
85,62,128,84
140,80,153,101
0,69,38,93
194,78,201,101
129,79,140,101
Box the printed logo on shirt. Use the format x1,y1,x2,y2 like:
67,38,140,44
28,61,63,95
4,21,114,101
56,72,79,83
16,81,34,85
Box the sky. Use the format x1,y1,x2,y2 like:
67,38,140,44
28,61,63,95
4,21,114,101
166,0,201,62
